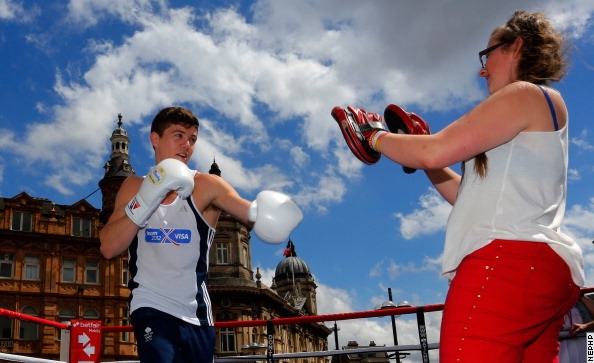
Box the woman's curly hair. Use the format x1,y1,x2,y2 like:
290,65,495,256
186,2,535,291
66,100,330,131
473,11,569,179
496,10,569,85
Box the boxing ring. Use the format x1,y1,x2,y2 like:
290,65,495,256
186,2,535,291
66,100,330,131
1,287,592,363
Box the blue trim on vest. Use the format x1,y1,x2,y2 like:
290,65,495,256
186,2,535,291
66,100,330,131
186,198,214,325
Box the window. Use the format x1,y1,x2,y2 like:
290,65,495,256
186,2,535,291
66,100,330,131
58,307,76,323
85,260,99,284
57,307,76,341
122,260,129,286
0,304,12,339
73,218,92,237
11,211,32,232
62,258,75,283
121,307,130,342
83,309,99,320
0,254,14,278
19,306,38,340
219,328,236,352
216,243,229,264
23,256,40,280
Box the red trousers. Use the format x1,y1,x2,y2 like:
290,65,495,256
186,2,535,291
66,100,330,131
440,240,580,363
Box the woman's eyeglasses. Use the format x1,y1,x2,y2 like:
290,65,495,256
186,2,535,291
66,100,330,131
479,42,505,68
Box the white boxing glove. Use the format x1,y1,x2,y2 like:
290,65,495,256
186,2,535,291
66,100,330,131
125,158,195,227
248,191,303,244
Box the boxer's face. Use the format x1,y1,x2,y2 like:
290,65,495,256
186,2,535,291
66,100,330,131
151,123,198,164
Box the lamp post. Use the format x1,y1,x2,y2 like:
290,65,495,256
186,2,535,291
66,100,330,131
332,321,341,363
333,321,340,350
375,288,410,363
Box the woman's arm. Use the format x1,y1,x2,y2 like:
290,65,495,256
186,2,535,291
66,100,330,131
424,168,462,205
378,82,563,170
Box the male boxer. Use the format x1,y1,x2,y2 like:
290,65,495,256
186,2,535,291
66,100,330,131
99,106,302,363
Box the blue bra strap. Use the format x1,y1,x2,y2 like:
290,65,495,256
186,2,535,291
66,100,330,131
537,85,559,131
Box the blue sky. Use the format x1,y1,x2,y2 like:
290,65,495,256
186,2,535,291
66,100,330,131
1,1,593,361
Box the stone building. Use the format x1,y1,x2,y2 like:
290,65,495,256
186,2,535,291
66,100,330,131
0,114,331,361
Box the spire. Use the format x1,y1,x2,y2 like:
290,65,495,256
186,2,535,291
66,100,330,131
102,113,135,178
98,113,136,224
109,113,130,161
209,156,221,176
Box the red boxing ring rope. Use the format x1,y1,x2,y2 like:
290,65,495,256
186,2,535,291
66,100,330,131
0,287,592,362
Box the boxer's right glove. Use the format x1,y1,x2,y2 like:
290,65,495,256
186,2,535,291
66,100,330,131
125,158,195,227
383,104,431,174
248,191,303,244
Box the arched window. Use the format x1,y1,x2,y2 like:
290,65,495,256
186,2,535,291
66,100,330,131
58,307,76,323
0,303,13,339
57,307,76,341
19,305,38,340
83,309,100,320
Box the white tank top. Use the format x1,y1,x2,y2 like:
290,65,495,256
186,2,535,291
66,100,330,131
443,124,584,286
128,195,216,326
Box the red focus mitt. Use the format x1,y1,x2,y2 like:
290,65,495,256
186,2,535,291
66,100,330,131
384,104,430,173
331,106,386,165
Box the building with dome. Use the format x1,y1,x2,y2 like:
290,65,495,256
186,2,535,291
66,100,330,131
273,240,317,316
0,114,331,361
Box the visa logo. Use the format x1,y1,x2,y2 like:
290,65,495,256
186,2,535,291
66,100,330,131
145,228,192,245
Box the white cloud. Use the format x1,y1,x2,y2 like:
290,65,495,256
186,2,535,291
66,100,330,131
571,129,594,151
369,257,443,284
0,0,23,20
564,198,594,234
395,188,452,240
3,0,593,207
561,198,594,286
313,279,442,362
66,0,159,27
544,1,594,38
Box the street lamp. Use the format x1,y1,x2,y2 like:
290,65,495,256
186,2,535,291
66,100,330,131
332,321,341,363
375,288,411,363
333,321,340,350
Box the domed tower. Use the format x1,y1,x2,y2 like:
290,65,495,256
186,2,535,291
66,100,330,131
274,240,318,315
98,113,135,224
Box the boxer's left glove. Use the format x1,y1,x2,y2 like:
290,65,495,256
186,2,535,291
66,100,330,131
384,104,431,174
125,158,195,227
332,106,387,165
248,191,303,244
